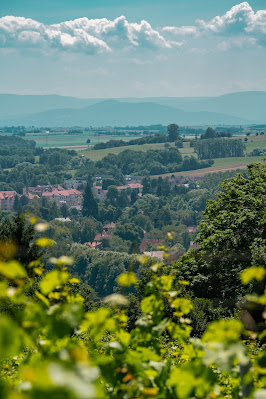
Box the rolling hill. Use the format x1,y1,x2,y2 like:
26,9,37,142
1,91,266,126
0,99,248,127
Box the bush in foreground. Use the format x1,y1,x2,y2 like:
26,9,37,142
0,219,265,398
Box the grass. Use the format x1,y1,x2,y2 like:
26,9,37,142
153,135,266,178
80,141,193,162
212,156,265,167
20,132,150,148
242,135,266,153
155,156,265,178
0,131,146,148
3,131,266,179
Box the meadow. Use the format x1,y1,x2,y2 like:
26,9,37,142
80,141,194,161
0,131,146,148
155,156,265,178
1,130,266,177
79,134,266,178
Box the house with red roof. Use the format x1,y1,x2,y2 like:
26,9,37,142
24,185,82,207
0,191,18,210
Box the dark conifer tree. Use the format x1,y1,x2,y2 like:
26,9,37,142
82,183,99,219
130,190,138,205
142,177,151,195
13,195,20,212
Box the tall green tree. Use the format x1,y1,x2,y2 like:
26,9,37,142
60,203,69,218
201,127,216,139
106,185,120,206
167,123,179,142
142,177,151,195
80,218,98,244
82,183,99,219
178,163,266,302
48,200,60,221
13,195,20,212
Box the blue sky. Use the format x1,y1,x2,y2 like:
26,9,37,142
0,1,266,98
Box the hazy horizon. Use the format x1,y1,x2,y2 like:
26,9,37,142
0,1,266,98
0,90,266,100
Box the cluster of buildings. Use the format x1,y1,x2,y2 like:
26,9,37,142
0,185,83,211
0,176,144,211
23,185,82,208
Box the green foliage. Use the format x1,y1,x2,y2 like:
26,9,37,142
94,147,211,176
168,124,180,142
70,245,137,296
1,157,266,397
0,136,36,168
114,222,144,244
178,163,266,303
195,138,245,159
200,127,232,140
93,134,169,150
0,218,265,399
82,183,99,219
0,213,44,267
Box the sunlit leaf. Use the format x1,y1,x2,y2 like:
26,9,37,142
35,238,55,247
172,298,193,316
117,272,137,287
35,291,50,307
69,278,80,284
202,319,243,345
40,270,70,295
0,315,24,361
0,260,27,279
241,266,266,285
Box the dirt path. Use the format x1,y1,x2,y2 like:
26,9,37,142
43,145,90,150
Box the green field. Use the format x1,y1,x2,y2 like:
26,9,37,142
155,156,265,178
72,135,266,178
2,131,266,178
79,135,266,162
0,131,146,148
80,141,194,161
241,134,266,152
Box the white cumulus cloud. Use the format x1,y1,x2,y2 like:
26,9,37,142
1,3,266,56
162,25,198,37
163,2,266,47
0,16,110,54
0,15,181,55
198,2,253,34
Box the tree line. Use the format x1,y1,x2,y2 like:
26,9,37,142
194,138,245,159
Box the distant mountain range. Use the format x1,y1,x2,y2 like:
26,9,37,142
0,91,266,127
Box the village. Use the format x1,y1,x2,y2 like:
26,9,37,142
0,175,198,255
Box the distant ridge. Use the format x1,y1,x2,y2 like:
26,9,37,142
0,91,266,126
0,99,248,127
